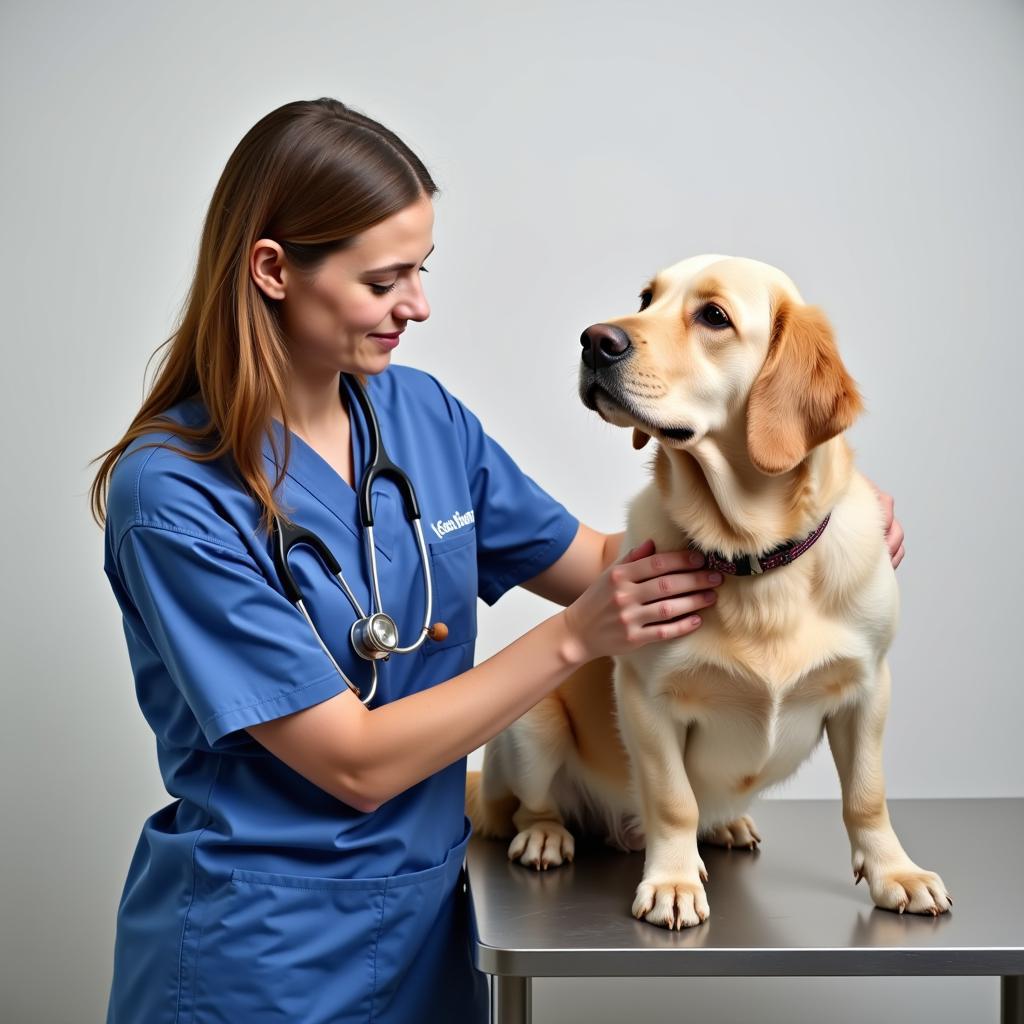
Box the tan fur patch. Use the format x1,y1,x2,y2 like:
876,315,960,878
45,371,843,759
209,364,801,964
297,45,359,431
553,657,632,797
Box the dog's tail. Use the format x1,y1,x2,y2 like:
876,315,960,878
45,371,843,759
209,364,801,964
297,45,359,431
465,769,518,839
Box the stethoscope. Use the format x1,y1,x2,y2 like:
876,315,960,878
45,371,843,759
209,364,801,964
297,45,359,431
270,373,448,708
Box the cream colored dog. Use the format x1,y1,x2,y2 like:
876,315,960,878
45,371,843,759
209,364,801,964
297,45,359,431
465,254,951,930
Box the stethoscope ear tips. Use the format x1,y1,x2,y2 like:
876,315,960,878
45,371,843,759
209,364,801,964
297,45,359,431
428,622,449,642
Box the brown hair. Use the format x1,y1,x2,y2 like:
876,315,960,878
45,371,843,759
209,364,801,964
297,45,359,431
88,97,439,535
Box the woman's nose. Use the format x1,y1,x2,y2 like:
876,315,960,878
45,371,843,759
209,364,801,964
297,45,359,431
397,277,430,321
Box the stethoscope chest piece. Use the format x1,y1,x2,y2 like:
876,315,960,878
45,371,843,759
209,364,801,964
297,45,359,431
351,612,399,660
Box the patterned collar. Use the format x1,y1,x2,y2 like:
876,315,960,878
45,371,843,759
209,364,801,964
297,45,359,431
691,512,832,576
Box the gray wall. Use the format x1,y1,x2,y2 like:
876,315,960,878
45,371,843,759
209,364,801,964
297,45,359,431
1,0,1020,1020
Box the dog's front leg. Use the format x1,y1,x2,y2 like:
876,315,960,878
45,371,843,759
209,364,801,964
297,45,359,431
825,658,952,915
615,660,709,930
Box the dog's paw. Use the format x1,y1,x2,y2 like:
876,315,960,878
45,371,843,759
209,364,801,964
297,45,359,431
507,821,575,870
854,854,952,916
632,867,710,930
702,814,762,850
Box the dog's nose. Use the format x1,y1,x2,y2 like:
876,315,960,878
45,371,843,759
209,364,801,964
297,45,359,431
580,323,632,369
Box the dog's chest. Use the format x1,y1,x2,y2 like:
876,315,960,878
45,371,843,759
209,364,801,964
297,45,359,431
618,598,874,793
629,577,873,693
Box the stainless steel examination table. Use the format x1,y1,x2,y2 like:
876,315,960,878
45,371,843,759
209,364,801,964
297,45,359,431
464,798,1024,1023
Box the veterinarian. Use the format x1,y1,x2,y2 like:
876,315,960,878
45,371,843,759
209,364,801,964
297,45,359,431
89,97,906,1023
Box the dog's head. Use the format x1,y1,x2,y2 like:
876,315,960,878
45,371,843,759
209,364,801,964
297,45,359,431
578,255,864,475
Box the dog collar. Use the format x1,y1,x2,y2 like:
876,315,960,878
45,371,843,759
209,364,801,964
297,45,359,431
692,512,832,577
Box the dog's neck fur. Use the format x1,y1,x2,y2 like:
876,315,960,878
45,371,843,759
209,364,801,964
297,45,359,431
652,417,855,561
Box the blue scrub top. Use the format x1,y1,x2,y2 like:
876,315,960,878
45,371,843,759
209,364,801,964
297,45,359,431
102,364,579,1023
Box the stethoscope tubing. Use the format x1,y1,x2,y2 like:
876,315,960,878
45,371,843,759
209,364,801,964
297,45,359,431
269,373,436,707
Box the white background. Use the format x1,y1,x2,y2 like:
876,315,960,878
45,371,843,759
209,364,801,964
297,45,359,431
2,1,1021,1020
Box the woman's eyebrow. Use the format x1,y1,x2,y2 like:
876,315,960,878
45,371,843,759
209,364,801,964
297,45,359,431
362,244,435,276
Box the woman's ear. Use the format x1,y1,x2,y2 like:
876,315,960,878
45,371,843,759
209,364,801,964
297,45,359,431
746,297,864,475
632,427,651,450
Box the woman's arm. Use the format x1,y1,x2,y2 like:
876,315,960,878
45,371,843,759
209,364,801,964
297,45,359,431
248,602,589,813
246,524,626,811
246,521,620,811
245,528,628,812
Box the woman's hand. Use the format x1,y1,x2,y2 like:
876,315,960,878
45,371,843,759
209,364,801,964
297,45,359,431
562,539,723,662
867,479,905,569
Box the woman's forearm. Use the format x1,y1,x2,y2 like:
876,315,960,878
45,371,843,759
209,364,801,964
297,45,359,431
356,609,589,810
602,530,626,570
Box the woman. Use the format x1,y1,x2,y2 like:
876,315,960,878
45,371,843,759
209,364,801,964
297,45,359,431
90,97,905,1023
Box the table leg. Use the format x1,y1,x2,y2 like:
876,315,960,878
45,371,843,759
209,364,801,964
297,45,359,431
491,974,531,1024
1004,976,1024,1024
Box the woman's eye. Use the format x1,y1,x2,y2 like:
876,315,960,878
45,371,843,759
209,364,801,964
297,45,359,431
699,303,730,328
638,289,653,311
369,265,430,296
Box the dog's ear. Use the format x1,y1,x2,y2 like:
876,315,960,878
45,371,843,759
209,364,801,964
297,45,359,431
746,298,864,476
632,428,651,450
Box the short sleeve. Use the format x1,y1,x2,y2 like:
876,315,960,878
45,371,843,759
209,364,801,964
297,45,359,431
115,524,348,747
426,374,580,606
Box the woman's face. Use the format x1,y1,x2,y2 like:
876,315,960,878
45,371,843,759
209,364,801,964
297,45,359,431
252,191,434,377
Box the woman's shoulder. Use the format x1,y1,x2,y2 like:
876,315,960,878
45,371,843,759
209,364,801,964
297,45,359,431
106,396,248,551
377,362,447,404
380,362,468,425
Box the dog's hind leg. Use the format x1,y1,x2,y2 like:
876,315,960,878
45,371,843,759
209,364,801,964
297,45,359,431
701,814,763,850
465,745,519,840
502,696,577,870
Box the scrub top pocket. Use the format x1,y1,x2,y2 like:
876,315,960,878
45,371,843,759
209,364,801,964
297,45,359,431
185,820,473,1024
423,526,478,656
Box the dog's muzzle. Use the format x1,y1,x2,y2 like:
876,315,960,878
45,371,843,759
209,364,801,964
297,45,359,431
578,323,695,443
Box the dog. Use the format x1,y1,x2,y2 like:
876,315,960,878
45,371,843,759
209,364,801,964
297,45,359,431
465,254,951,930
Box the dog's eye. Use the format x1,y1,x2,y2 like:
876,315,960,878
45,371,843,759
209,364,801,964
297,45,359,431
699,303,731,328
638,289,653,312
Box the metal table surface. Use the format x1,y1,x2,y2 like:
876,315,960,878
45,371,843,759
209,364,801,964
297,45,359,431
464,798,1024,1023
